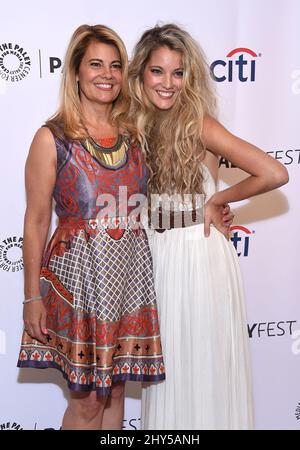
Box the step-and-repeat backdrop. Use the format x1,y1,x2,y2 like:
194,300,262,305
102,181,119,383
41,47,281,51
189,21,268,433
0,0,299,430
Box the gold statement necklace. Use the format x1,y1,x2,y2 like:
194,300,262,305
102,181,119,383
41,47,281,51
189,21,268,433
82,129,129,168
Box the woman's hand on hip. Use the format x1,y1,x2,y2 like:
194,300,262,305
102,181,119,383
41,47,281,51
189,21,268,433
204,198,233,240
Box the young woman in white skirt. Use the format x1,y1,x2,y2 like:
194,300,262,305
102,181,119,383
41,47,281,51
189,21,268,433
129,24,289,430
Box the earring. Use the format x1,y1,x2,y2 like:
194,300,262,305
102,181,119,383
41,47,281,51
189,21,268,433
77,81,80,96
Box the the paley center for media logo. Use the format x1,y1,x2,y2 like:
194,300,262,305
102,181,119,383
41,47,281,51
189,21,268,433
0,236,23,272
0,43,31,82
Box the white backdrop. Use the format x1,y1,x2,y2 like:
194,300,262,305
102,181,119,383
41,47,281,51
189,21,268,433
0,0,299,430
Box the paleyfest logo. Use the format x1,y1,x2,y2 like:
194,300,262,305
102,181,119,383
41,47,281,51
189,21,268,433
210,47,260,82
36,417,141,430
0,43,31,82
220,149,300,168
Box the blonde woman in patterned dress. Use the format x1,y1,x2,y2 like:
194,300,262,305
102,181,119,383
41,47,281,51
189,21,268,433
129,24,289,429
17,25,165,430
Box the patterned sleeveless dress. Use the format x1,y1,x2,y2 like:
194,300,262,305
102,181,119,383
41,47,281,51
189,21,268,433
17,133,165,395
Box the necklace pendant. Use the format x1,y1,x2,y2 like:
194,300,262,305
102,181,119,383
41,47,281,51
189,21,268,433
82,134,128,168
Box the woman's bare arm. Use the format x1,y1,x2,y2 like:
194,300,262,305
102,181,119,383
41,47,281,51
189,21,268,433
23,127,56,343
202,116,289,205
202,116,289,237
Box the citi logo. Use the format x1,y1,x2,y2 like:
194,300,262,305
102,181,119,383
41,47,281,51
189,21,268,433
210,47,260,82
230,225,254,257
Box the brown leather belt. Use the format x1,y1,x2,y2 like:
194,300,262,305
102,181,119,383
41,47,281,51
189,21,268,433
150,207,204,233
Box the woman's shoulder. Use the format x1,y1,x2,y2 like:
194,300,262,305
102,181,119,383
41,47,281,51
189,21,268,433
202,115,221,137
26,127,57,169
29,127,57,155
39,124,71,152
33,126,56,144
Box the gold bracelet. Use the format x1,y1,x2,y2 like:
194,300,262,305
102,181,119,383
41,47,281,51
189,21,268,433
23,295,43,304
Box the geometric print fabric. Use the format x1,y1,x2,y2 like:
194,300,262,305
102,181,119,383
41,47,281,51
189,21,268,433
48,228,156,322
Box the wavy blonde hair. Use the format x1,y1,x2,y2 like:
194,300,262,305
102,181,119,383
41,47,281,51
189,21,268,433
129,23,217,197
46,24,130,140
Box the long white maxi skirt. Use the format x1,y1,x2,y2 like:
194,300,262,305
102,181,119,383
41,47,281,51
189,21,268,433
141,224,253,430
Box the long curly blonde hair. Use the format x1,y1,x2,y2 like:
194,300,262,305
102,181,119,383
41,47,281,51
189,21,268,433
46,24,130,140
129,23,217,197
